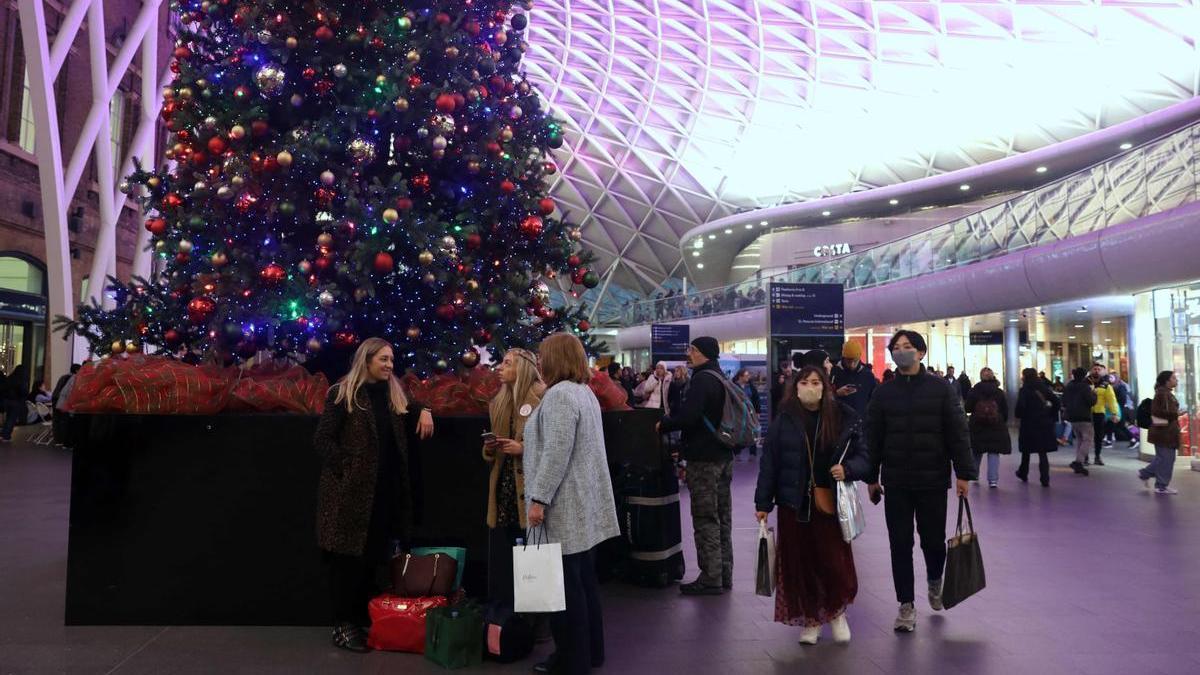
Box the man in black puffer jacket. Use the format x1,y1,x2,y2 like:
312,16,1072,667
865,330,975,634
659,336,730,596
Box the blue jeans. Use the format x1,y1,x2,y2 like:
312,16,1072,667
1139,446,1177,489
974,452,1000,483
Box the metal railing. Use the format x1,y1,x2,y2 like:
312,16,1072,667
615,119,1200,326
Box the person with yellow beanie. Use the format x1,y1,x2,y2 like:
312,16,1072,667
831,340,877,417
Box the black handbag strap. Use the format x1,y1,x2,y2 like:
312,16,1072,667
955,497,976,537
524,524,549,549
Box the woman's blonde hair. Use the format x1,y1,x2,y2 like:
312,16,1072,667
333,337,409,414
490,348,545,437
539,332,591,387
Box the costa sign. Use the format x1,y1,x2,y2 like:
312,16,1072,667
812,243,851,258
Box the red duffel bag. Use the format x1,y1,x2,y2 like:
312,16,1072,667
366,594,449,653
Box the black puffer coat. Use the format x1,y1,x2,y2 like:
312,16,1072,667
755,403,870,514
865,366,976,488
659,360,728,462
964,380,1012,455
1014,383,1060,454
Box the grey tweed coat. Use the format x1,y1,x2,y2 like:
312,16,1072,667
523,381,620,556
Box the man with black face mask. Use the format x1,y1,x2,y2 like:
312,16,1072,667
864,330,974,634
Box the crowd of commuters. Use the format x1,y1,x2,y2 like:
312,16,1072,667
623,284,768,324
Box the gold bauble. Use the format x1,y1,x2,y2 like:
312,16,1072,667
125,342,140,354
111,340,124,353
276,150,293,167
418,250,435,266
406,50,420,64
382,208,399,223
317,232,334,247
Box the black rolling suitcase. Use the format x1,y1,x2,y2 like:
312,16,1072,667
615,457,686,587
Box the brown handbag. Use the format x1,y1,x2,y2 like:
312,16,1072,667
391,552,458,598
804,415,837,515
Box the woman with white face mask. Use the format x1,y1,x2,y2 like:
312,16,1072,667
754,366,871,645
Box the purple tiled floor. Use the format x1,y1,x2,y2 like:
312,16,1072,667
2,426,1199,674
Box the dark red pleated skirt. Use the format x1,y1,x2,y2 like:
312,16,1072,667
774,504,858,627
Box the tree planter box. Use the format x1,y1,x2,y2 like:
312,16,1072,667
64,408,663,626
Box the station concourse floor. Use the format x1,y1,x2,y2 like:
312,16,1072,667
3,426,1199,675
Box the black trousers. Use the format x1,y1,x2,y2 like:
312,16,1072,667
487,524,525,605
551,547,605,675
1092,414,1112,457
1018,451,1051,484
883,488,948,604
325,552,381,627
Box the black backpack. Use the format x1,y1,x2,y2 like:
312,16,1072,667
1136,398,1154,429
1064,384,1096,421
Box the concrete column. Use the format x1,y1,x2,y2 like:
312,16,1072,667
1004,321,1020,414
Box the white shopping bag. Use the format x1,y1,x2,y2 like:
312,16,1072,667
513,534,566,612
754,520,776,597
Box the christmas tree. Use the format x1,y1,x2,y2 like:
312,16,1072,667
59,0,602,374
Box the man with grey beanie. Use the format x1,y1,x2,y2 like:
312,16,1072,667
658,336,732,595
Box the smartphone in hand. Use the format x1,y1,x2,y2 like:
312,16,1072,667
481,431,498,445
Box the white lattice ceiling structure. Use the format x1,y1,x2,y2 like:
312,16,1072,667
522,0,1200,295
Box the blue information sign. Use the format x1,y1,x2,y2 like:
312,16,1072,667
650,324,691,363
768,283,844,337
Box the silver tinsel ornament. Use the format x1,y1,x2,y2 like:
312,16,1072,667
318,291,335,307
333,63,348,78
347,137,376,164
255,64,286,96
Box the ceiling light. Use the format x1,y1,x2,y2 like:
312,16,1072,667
692,251,700,257
696,263,704,269
745,224,753,229
1100,320,1112,324
1036,166,1047,173
888,199,899,205
1009,318,1019,323
959,184,970,191
1076,307,1088,313
1068,336,1077,340
1074,324,1084,329
1105,338,1112,342
821,210,831,216
1120,142,1133,150
760,220,768,226
724,229,732,234
708,234,716,239
693,239,703,249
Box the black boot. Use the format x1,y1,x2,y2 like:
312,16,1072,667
331,623,370,653
1093,455,1105,466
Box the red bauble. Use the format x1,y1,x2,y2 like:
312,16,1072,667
191,151,207,166
333,331,359,349
173,46,191,59
474,328,492,343
162,193,183,208
572,268,588,285
435,304,456,321
187,297,216,324
538,198,555,215
486,141,502,155
500,180,516,193
395,197,413,211
464,20,481,36
260,263,286,284
544,162,557,174
578,320,591,332
567,254,581,268
537,306,554,319
435,12,452,26
251,120,269,137
407,75,422,88
465,233,482,250
302,67,316,80
373,252,394,273
519,215,543,239
313,255,333,274
411,173,431,191
175,252,190,263
207,136,227,154
145,218,167,236
435,93,456,113
164,329,182,346
315,25,334,41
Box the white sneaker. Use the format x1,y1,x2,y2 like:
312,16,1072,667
1156,487,1179,495
894,603,916,632
928,579,944,611
830,614,851,643
798,625,821,645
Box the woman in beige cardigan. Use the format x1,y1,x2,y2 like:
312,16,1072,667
484,348,545,603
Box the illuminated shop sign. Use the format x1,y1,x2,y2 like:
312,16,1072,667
812,243,851,258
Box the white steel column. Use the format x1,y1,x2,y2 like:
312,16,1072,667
17,0,72,380
85,0,116,306
131,34,161,279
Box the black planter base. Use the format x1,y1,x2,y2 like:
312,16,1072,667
64,408,663,626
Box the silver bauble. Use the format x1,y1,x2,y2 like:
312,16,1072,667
346,137,376,164
255,64,286,96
